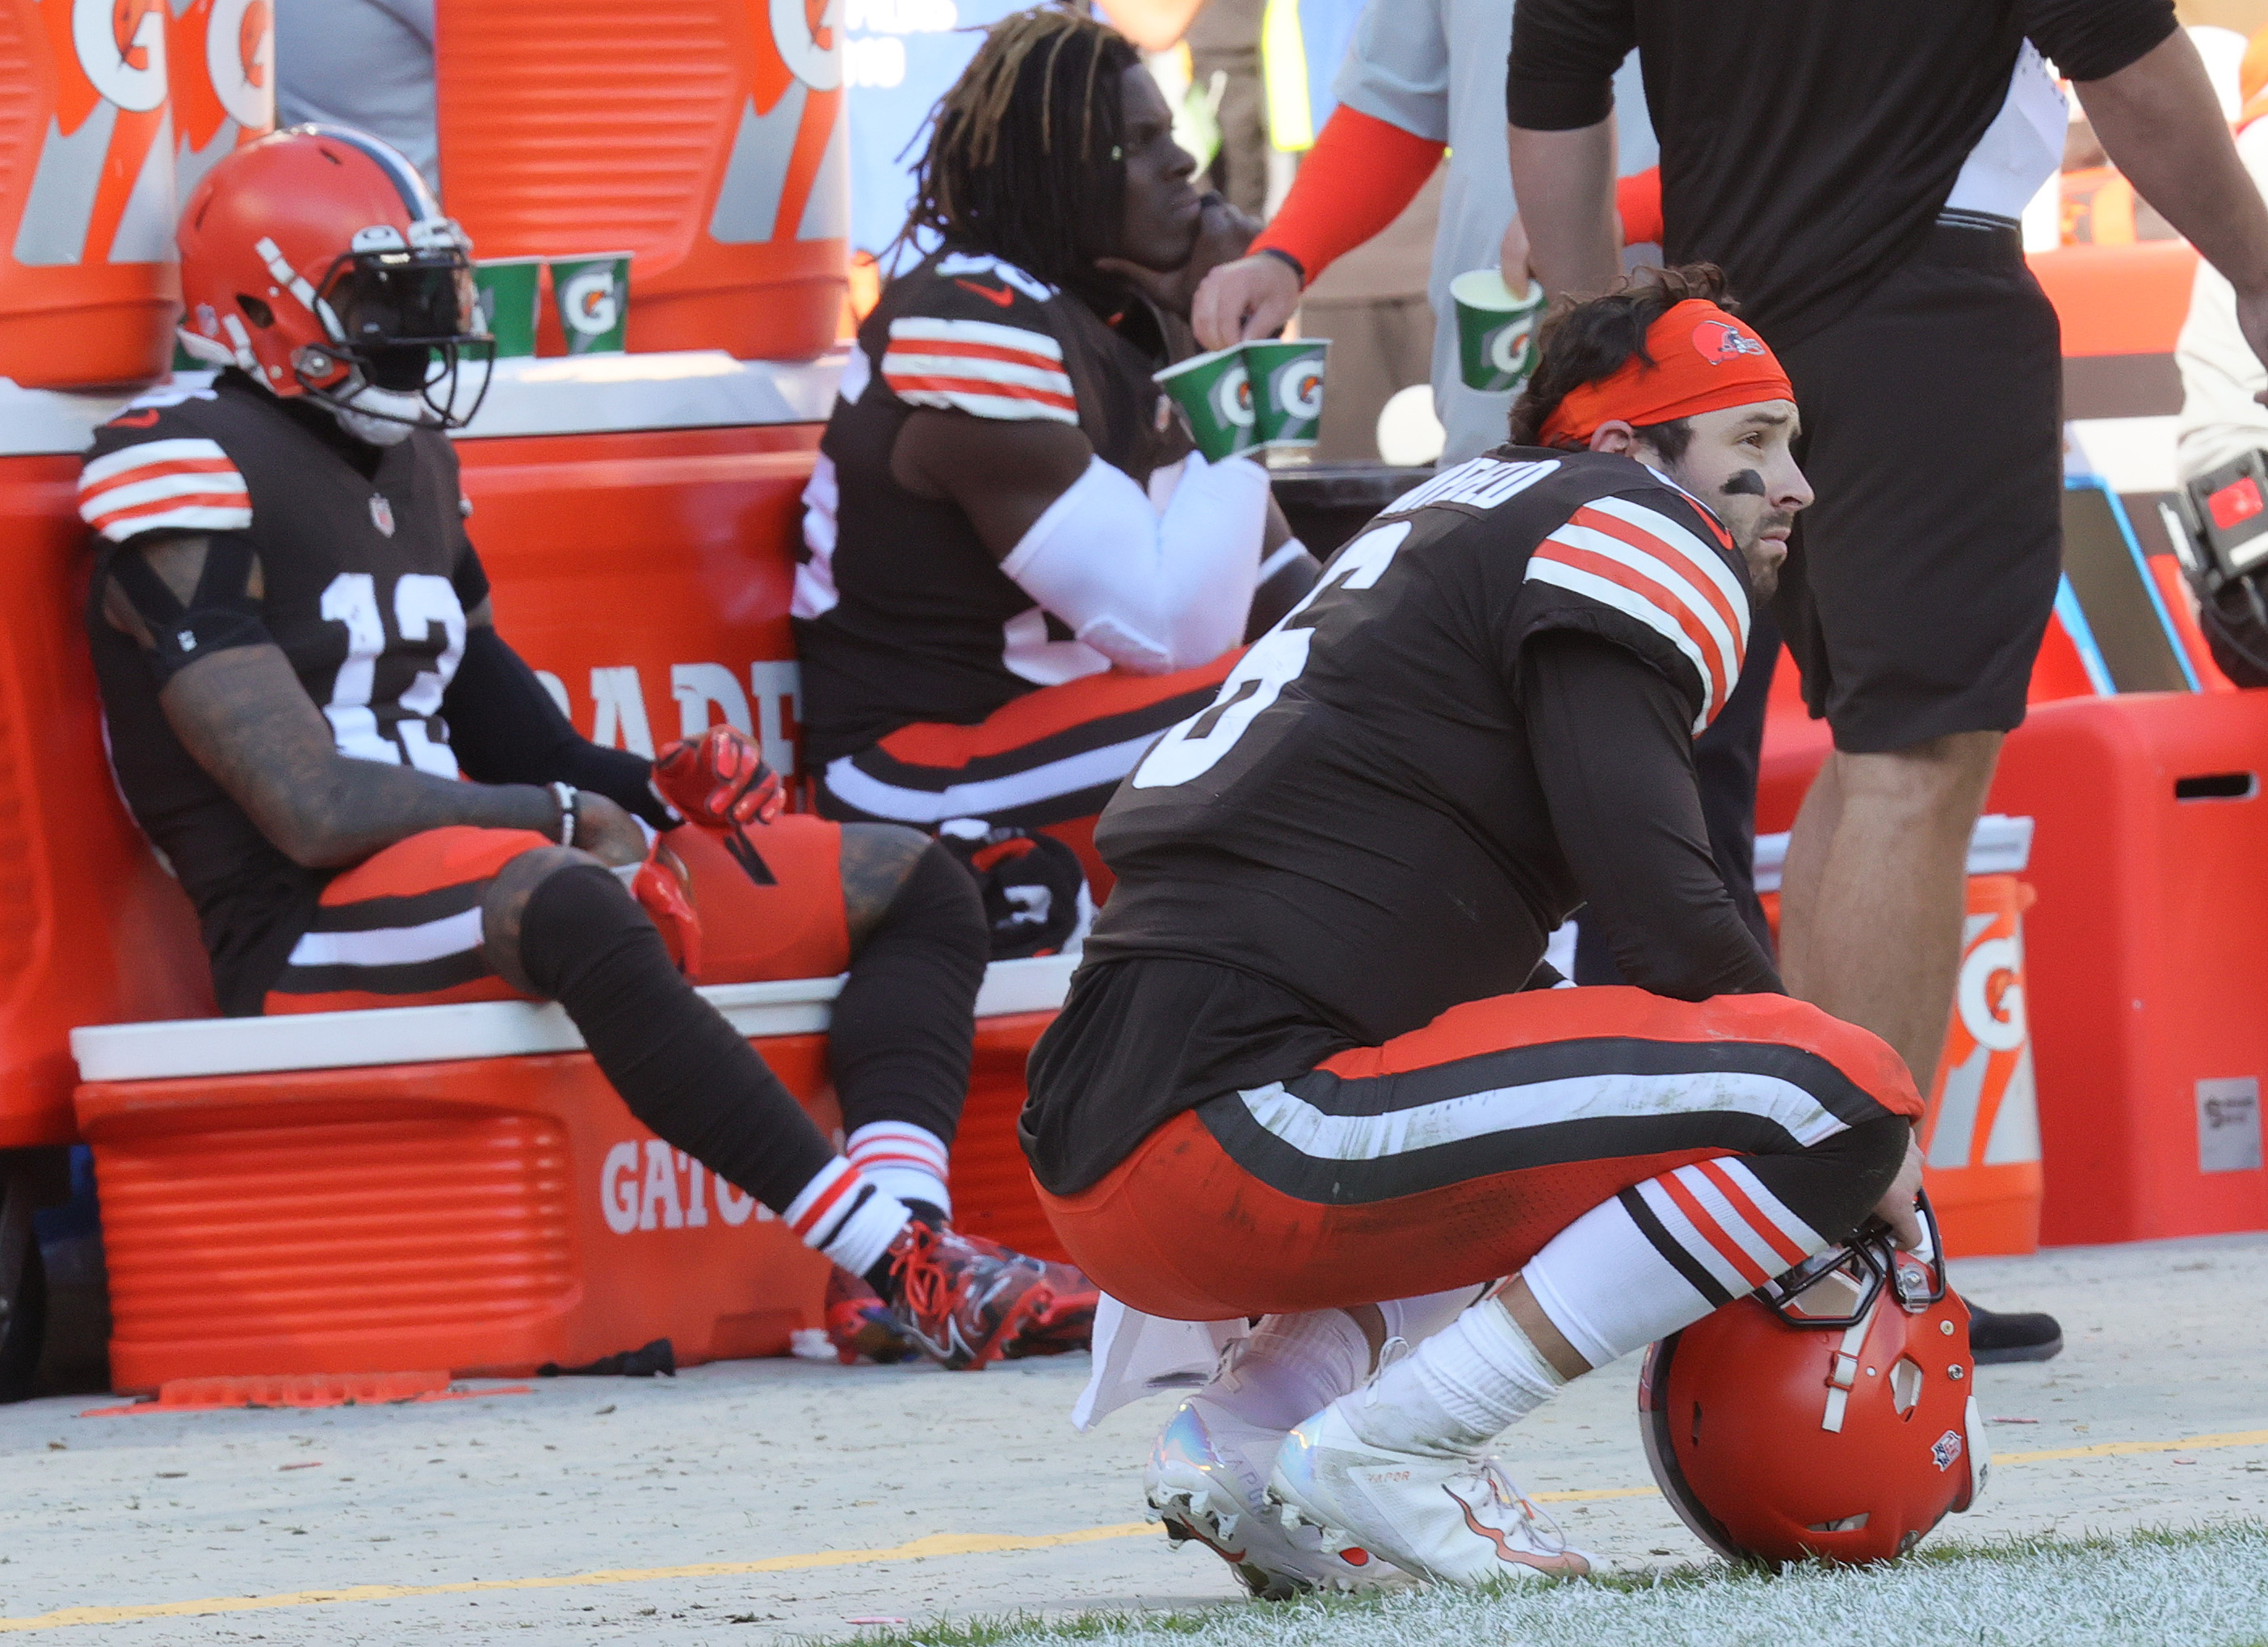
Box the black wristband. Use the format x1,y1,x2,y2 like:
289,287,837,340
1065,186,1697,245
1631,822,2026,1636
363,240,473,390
1256,246,1307,287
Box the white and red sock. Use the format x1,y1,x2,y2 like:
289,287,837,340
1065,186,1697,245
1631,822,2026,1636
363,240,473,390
783,1158,912,1278
844,1121,953,1219
1525,1159,1825,1368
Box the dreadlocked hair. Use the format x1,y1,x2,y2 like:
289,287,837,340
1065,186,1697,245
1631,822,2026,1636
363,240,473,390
1508,263,1737,455
893,6,1140,289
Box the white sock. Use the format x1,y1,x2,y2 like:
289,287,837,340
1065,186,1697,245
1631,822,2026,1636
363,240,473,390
783,1158,911,1278
1349,1296,1565,1456
844,1121,953,1219
1202,1310,1371,1434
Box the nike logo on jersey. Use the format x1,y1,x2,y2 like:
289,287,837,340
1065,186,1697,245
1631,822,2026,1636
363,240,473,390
109,410,162,427
955,279,1018,308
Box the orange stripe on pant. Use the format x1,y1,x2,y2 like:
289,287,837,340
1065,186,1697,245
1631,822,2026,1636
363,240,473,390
1035,985,1918,1321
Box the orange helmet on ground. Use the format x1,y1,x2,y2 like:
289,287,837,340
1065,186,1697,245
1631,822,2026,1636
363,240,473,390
175,124,491,439
1639,1204,1989,1567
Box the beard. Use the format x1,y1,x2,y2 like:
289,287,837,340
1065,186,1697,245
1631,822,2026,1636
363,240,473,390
1741,512,1796,601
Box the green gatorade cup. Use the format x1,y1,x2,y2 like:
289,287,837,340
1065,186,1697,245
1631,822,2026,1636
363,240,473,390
472,257,544,358
549,252,633,354
1451,269,1547,393
1245,338,1329,449
1155,345,1259,462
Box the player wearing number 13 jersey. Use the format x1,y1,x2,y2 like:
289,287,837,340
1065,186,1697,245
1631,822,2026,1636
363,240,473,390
1023,271,1930,1589
80,125,1097,1373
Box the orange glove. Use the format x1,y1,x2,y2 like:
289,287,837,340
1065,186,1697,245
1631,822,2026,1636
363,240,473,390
653,725,785,829
631,838,704,977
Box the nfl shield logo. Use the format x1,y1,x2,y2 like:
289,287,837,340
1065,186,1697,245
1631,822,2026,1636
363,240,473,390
370,494,395,537
1931,1430,1964,1471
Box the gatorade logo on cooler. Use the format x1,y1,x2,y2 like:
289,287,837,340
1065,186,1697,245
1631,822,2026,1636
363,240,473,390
1955,931,2026,1053
771,0,843,90
74,0,168,111
1275,360,1325,419
203,0,276,131
1692,318,1767,365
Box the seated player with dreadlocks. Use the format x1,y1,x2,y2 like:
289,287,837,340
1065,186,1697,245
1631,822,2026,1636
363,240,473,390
82,124,1094,1372
793,7,1318,910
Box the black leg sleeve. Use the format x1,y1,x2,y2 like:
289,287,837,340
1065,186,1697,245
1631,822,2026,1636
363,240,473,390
830,840,988,1147
521,863,837,1215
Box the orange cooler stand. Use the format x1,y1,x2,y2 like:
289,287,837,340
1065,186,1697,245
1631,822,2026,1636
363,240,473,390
435,0,848,361
77,1035,840,1390
1918,876,2043,1257
74,963,1073,1390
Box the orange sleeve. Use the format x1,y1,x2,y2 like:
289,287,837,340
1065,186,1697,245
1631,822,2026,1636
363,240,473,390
1617,166,1663,248
1250,105,1445,283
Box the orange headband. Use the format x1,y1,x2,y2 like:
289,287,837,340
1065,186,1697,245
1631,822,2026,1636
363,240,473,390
1538,299,1793,448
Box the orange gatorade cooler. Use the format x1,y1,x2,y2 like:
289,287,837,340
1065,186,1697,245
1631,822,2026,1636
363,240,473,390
167,0,275,199
0,0,183,387
1919,876,2044,1257
434,0,847,363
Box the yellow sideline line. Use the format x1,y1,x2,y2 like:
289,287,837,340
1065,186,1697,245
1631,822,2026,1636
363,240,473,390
5,1426,2264,1635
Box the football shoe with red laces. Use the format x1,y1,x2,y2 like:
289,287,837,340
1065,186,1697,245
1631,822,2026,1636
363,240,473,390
883,1222,1059,1372
823,1269,921,1365
1002,1256,1102,1359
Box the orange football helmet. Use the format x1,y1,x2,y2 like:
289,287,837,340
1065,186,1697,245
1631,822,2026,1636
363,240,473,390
1640,1201,1989,1567
176,124,491,435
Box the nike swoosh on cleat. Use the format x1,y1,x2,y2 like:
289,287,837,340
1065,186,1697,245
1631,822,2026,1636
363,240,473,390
111,410,162,427
954,279,1018,307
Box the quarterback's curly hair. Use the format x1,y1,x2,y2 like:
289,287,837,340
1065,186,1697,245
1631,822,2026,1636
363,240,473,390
892,6,1140,289
1508,263,1738,456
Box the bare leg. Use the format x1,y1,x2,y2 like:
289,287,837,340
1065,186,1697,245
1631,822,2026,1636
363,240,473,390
1774,754,1843,989
1779,731,2002,1092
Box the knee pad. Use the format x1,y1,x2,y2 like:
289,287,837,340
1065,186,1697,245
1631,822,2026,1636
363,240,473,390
518,859,656,1000
884,837,991,965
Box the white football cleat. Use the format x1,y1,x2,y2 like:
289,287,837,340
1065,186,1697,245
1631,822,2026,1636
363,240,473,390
1144,1395,1393,1599
1268,1399,1593,1587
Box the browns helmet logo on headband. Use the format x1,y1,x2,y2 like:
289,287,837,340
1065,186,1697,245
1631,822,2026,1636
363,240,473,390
1692,318,1769,365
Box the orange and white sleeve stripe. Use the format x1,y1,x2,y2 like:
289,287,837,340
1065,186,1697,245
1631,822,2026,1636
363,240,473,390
881,316,1078,425
1526,494,1750,733
78,439,252,544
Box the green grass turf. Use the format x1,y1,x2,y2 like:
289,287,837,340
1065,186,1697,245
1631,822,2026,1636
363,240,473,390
808,1523,2268,1647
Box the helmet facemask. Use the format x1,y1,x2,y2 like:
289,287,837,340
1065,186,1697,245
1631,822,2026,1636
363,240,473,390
293,222,494,443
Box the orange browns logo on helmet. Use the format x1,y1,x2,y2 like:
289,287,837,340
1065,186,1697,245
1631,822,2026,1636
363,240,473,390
1691,318,1768,366
174,124,472,398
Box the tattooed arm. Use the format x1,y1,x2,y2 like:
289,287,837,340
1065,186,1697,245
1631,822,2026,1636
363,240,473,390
103,535,644,869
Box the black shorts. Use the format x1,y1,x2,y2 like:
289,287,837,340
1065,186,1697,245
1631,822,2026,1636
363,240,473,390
1771,219,2063,754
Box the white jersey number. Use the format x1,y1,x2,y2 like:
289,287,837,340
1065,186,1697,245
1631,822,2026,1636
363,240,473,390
317,570,466,777
1130,521,1412,790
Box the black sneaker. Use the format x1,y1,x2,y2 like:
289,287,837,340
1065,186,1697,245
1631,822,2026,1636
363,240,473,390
1968,1304,2064,1364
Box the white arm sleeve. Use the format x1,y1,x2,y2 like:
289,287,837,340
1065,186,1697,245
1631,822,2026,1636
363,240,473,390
999,452,1270,675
